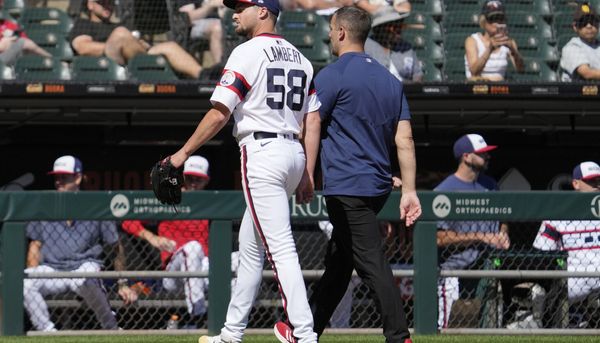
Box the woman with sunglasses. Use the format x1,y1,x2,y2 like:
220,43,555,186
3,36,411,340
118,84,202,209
464,0,524,81
560,2,600,81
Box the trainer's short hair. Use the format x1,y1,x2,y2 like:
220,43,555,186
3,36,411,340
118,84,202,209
333,6,372,44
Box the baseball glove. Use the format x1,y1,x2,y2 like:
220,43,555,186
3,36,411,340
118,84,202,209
150,157,184,205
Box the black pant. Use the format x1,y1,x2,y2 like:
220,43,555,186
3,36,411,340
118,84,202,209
310,194,410,343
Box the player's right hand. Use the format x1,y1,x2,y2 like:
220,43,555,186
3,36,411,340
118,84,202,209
151,236,176,252
295,170,314,204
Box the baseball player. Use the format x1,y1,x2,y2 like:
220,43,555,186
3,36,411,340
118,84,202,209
161,0,320,341
122,156,213,323
533,162,600,307
24,155,137,331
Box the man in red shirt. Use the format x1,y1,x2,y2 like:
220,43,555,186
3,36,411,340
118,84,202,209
122,155,218,324
0,6,51,65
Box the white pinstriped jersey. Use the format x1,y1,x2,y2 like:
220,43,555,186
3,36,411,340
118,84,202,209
210,33,321,140
533,220,600,270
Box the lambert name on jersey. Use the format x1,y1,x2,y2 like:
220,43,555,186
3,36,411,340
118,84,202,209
263,45,303,64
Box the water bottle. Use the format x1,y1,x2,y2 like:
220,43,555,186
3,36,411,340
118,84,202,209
166,314,179,330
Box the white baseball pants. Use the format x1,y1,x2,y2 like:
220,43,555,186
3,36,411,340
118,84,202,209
220,138,317,343
438,276,459,328
23,261,117,331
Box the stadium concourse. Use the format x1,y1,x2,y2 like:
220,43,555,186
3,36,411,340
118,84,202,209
2,0,600,338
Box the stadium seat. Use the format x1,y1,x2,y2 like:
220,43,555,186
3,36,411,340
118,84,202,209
442,10,481,34
443,57,467,82
18,7,73,36
410,0,444,18
27,30,74,61
283,32,332,70
14,55,70,80
71,56,127,81
553,0,600,16
511,33,559,64
557,32,576,51
420,60,443,82
554,11,577,37
444,0,480,13
443,32,469,54
404,11,443,42
278,10,329,39
507,58,558,82
402,31,444,65
2,0,24,18
0,60,15,80
507,12,554,42
504,0,553,19
127,54,178,81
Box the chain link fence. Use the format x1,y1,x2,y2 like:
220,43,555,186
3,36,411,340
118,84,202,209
16,217,600,332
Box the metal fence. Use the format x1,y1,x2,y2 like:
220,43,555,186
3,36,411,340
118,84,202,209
2,191,600,336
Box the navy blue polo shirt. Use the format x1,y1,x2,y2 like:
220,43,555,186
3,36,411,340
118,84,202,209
315,52,411,197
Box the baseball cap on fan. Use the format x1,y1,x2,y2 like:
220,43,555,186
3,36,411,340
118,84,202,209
184,155,210,180
572,161,600,180
48,155,83,175
223,0,281,16
481,0,505,19
453,134,498,159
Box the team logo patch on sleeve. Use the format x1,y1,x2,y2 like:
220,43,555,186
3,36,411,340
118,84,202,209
219,70,236,87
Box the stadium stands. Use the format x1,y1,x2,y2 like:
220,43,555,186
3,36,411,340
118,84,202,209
27,30,74,61
14,55,70,80
18,7,72,35
127,54,178,81
70,56,127,81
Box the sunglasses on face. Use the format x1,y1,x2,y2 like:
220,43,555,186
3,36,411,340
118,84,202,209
576,15,599,29
487,14,505,24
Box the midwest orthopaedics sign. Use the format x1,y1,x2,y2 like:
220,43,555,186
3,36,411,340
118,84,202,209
432,194,512,219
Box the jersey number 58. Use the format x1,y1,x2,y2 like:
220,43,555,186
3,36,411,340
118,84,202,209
266,68,307,111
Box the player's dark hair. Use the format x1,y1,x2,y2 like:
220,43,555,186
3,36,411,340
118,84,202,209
334,6,372,44
268,10,278,25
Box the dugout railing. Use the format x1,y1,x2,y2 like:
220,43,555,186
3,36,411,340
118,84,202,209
2,191,600,336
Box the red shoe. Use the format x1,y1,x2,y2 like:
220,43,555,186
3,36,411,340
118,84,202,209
274,321,297,343
404,339,413,343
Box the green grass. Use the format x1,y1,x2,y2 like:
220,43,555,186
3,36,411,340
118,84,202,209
3,335,600,343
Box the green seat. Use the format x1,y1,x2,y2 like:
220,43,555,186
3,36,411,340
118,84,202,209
443,57,467,82
553,0,600,15
14,55,69,81
410,0,444,18
507,58,558,81
0,60,15,80
444,0,479,13
283,32,332,70
403,31,444,65
554,11,577,37
71,56,127,81
3,0,25,18
511,33,559,63
505,0,553,18
127,54,178,81
27,30,74,61
507,12,554,42
420,60,443,82
18,7,72,36
278,10,329,39
404,11,443,42
443,32,469,54
443,10,481,34
557,32,576,51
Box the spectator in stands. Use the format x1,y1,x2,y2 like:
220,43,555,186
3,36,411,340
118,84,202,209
178,0,224,66
355,0,410,15
122,155,239,328
464,0,524,81
24,155,137,332
559,2,600,81
533,161,600,326
69,0,202,78
435,134,510,328
0,6,51,65
365,8,423,82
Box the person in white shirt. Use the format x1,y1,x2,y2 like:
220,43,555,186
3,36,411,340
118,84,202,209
560,2,600,81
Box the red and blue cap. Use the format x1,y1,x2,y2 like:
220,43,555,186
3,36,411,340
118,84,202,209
48,155,83,175
223,0,281,16
573,161,600,180
453,134,498,159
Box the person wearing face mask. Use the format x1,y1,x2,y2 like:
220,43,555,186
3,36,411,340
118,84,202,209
23,155,137,331
560,2,600,81
532,162,600,327
434,134,510,328
464,0,524,81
